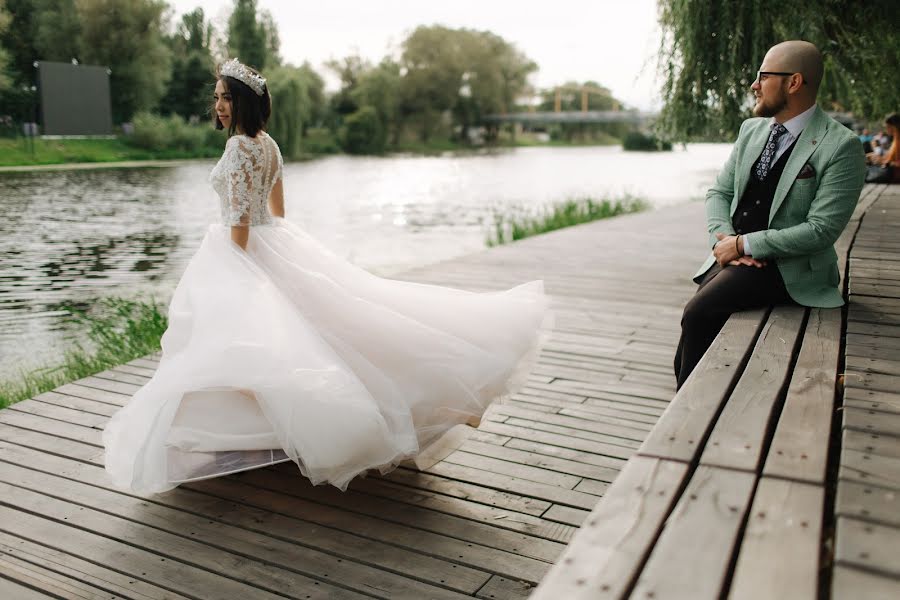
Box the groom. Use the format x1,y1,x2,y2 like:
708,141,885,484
674,40,866,389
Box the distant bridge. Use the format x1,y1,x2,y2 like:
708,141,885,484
481,111,658,125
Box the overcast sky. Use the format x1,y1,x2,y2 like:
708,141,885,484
170,0,663,111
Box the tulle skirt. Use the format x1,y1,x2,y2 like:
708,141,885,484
103,218,551,494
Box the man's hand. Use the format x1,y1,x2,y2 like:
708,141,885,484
729,257,768,268
714,232,742,266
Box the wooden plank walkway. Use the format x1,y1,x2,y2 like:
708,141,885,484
4,184,897,599
834,183,900,598
523,183,900,600
0,201,708,599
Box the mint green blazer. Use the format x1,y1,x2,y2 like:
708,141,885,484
694,106,866,307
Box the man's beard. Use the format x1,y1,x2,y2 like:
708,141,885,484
753,88,788,118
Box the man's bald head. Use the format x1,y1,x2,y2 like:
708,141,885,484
763,41,824,93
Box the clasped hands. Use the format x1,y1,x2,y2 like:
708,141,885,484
714,233,767,268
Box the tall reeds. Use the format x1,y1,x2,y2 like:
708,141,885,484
0,298,167,408
486,195,648,246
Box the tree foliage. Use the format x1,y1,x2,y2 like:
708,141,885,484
265,64,316,159
227,0,277,71
34,0,81,62
0,0,10,92
341,105,384,154
77,0,171,123
165,8,214,119
657,0,900,141
396,25,536,142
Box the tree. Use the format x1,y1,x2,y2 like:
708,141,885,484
76,0,171,123
1,0,37,89
399,25,466,142
353,57,402,145
297,61,325,133
226,0,276,71
398,26,536,143
341,106,384,154
266,64,310,159
326,54,368,120
165,8,214,119
0,0,10,93
259,9,280,68
657,0,900,140
33,0,81,62
455,30,536,142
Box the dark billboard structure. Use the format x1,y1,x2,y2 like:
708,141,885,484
37,61,113,136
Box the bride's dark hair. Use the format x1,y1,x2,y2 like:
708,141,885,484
214,65,272,137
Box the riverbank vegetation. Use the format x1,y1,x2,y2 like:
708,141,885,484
622,131,673,152
486,195,648,246
0,298,167,408
0,0,643,166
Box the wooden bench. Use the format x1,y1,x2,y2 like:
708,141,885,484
833,183,900,597
531,184,891,599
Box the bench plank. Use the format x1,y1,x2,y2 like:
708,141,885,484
842,428,900,460
843,406,900,439
839,448,900,490
700,306,807,472
836,478,900,528
728,478,823,600
764,308,841,484
638,310,767,463
529,456,687,600
835,517,900,578
631,466,755,600
832,565,900,600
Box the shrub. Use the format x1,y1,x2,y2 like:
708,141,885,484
623,131,673,151
341,106,385,154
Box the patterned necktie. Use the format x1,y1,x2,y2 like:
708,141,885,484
754,122,789,181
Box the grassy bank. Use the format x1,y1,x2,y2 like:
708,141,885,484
1,130,622,166
0,136,224,166
487,195,648,246
0,298,167,409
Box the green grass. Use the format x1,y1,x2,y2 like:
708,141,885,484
486,195,648,246
0,298,168,409
0,136,225,167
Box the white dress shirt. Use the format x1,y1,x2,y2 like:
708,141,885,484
742,104,817,257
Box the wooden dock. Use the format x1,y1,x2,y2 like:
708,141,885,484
0,186,897,599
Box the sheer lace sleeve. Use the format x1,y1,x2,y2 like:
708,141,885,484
222,137,258,227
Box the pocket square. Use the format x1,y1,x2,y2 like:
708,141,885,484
797,163,816,179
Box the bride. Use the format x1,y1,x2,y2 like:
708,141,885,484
103,59,550,494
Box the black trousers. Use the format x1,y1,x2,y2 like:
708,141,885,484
673,263,794,390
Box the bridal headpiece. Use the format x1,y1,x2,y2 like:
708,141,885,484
220,58,267,96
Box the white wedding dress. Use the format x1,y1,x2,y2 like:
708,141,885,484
103,132,550,494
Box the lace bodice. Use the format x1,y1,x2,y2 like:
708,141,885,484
210,133,283,226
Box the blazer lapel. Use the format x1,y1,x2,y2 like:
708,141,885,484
769,106,828,221
735,124,771,213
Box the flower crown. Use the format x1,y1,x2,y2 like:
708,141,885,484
220,58,267,96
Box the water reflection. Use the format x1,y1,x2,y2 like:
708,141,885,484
0,144,731,377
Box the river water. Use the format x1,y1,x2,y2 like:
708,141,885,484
0,144,732,377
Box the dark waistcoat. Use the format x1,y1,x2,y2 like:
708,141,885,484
732,139,799,235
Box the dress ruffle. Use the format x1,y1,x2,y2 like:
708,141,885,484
103,219,551,494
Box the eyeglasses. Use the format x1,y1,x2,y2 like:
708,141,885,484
756,71,807,85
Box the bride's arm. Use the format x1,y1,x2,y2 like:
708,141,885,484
268,178,285,218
